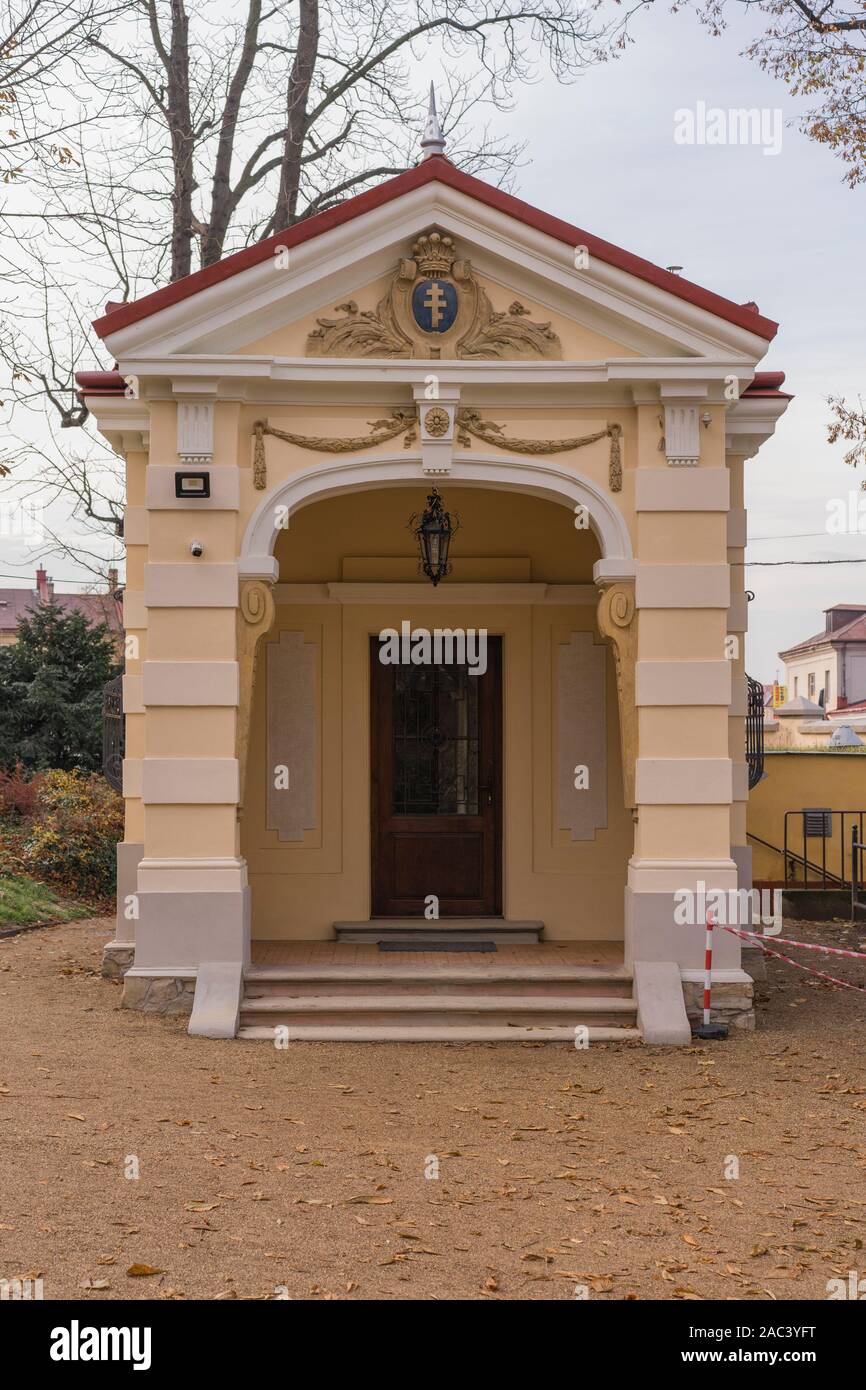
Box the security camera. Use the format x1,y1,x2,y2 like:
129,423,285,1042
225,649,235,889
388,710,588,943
190,540,203,557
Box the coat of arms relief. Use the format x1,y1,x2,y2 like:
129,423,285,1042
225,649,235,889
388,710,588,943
254,229,622,491
306,231,561,360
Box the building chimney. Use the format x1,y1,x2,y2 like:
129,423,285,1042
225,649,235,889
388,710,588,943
36,566,50,602
108,567,118,593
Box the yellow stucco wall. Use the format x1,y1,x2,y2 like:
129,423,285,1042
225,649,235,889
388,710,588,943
240,487,633,939
748,750,866,883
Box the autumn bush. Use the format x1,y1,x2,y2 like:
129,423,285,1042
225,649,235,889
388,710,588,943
21,770,122,902
0,764,44,820
0,765,42,878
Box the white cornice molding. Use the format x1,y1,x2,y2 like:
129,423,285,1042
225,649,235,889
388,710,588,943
115,354,760,393
83,398,150,454
85,399,149,433
725,394,789,458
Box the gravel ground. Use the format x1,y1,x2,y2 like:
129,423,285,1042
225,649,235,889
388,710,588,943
0,916,864,1302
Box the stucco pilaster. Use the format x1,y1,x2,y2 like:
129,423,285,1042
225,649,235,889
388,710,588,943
124,400,255,988
726,452,750,865
625,419,740,973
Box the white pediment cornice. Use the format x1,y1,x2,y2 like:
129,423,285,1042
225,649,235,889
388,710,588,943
100,181,773,369
117,355,762,402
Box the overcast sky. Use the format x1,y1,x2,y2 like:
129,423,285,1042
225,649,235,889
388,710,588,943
1,5,863,683
509,6,866,682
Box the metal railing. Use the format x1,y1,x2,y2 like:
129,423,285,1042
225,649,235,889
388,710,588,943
782,809,866,889
851,825,866,922
746,673,765,790
747,829,845,887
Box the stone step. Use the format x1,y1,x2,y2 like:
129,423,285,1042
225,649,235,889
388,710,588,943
238,1023,642,1043
239,992,637,1032
333,919,544,944
244,967,633,1000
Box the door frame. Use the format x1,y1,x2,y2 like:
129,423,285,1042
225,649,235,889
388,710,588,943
369,633,503,917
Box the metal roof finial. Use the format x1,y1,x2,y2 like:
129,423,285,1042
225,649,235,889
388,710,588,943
419,82,446,161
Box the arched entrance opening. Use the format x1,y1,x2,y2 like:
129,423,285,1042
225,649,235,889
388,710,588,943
238,465,635,945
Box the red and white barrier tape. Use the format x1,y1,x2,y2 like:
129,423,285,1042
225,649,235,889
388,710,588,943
723,924,866,995
728,929,866,961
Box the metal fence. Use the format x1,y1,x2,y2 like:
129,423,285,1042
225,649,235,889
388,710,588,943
102,674,124,793
782,809,866,889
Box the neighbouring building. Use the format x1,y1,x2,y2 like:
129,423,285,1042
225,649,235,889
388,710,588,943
76,100,790,1044
0,566,123,648
780,604,866,712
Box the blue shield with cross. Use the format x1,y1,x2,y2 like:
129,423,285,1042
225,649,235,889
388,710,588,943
411,278,458,334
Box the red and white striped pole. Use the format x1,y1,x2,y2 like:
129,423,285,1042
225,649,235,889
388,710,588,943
693,904,728,1040
702,906,714,1028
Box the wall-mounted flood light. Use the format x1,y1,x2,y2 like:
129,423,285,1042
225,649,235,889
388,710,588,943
175,471,210,498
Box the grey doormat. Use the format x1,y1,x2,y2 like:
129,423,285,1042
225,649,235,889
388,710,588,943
378,940,497,953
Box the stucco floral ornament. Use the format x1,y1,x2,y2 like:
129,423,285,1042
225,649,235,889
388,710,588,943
423,406,450,437
306,231,562,361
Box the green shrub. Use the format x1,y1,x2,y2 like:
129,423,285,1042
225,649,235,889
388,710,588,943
0,604,120,773
22,769,122,902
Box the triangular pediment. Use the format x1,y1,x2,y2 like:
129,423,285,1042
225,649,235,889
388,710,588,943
236,252,651,362
96,164,775,367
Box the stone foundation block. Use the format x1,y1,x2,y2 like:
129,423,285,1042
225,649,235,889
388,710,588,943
122,973,195,1016
682,978,755,1030
101,943,135,980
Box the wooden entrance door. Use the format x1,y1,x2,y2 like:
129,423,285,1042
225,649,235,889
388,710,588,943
371,636,502,917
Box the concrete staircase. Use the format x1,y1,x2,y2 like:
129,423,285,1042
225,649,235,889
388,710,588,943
238,956,640,1042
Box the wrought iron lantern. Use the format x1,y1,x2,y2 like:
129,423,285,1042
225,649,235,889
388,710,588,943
409,488,459,586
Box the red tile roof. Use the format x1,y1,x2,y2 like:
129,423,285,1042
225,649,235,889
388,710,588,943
780,612,866,658
0,583,123,638
88,155,780,343
0,588,42,631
